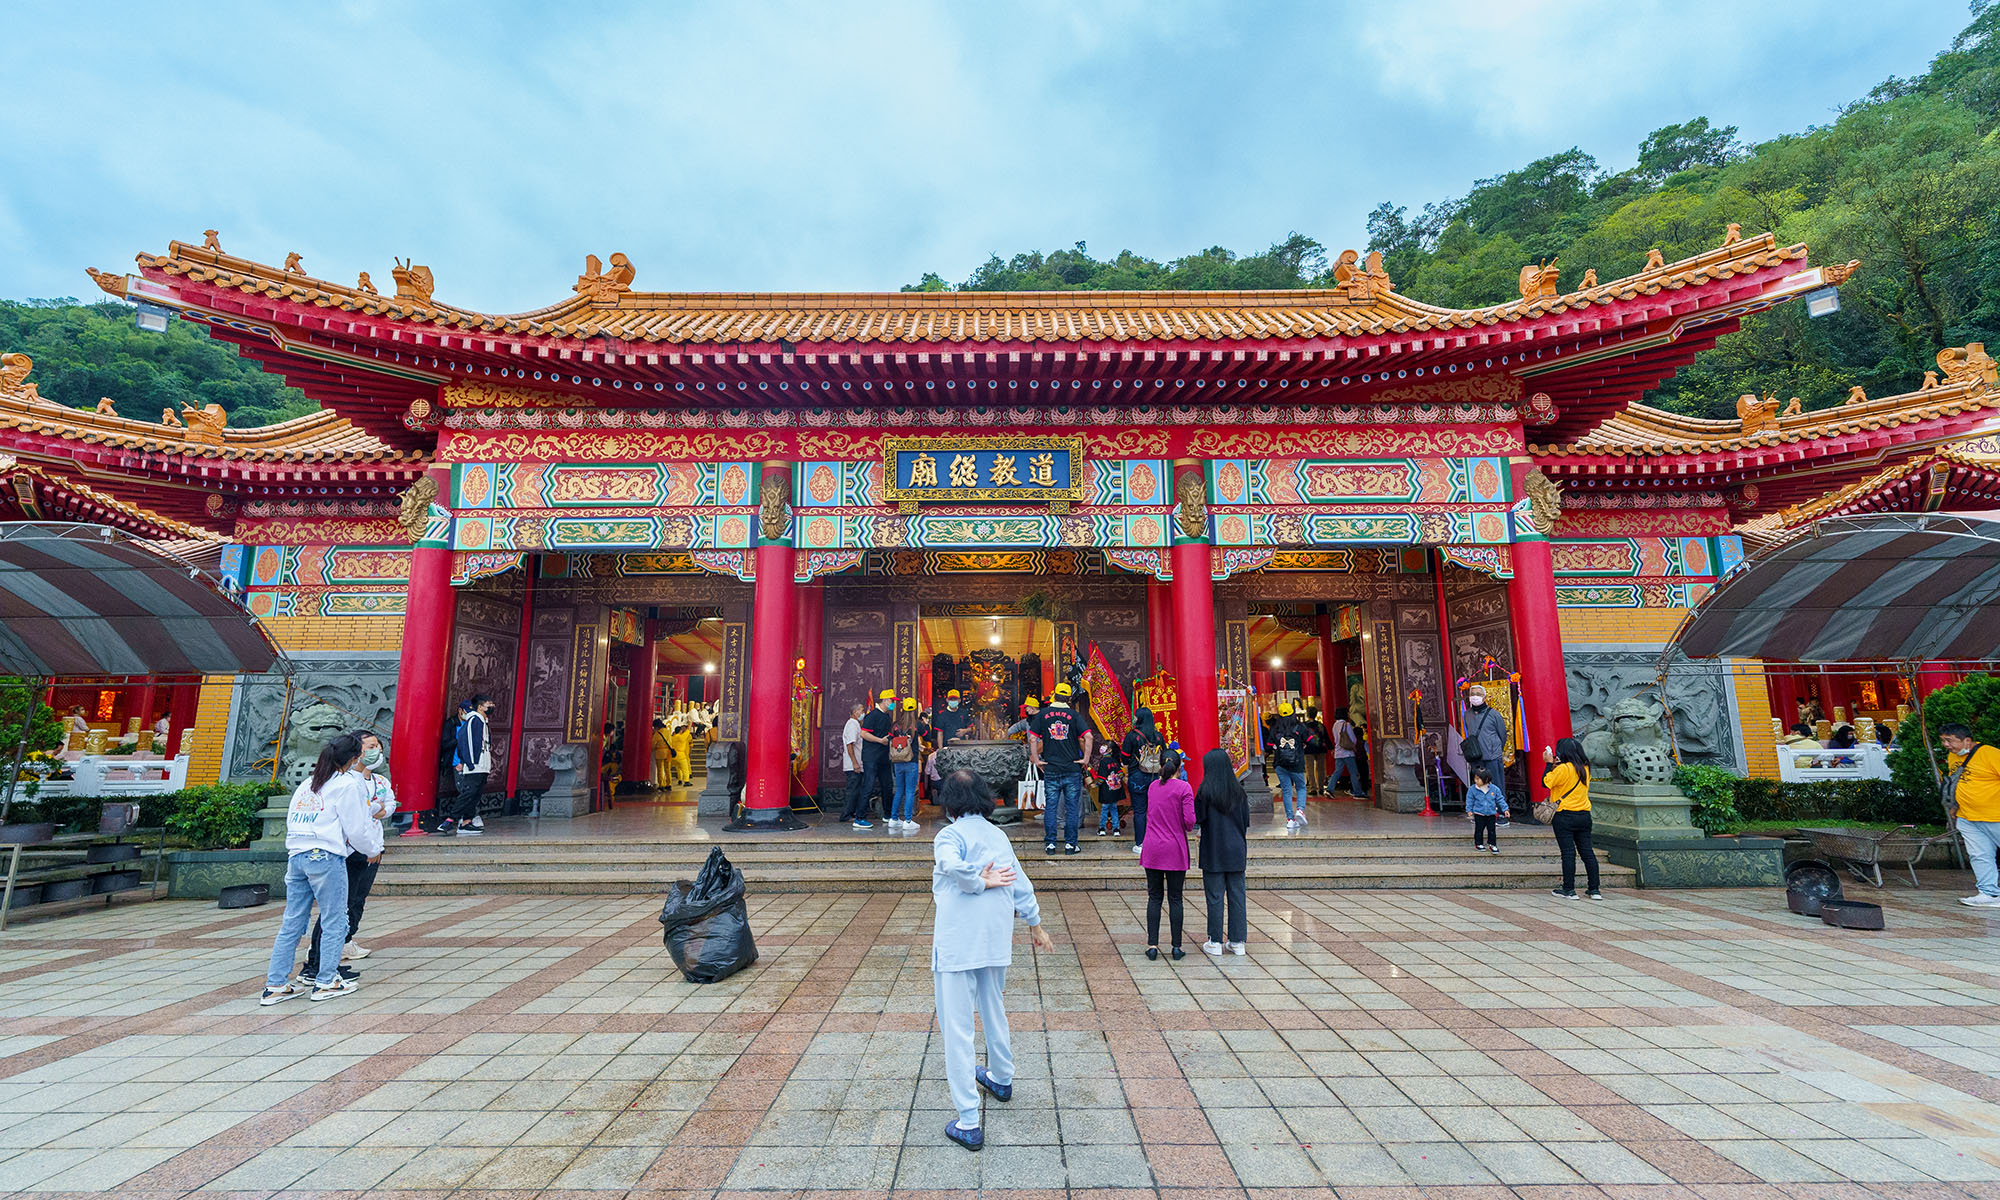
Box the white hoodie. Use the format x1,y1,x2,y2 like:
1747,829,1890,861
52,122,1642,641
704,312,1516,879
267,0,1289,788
285,772,385,859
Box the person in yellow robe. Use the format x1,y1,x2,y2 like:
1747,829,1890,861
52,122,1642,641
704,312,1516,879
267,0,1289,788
1941,723,2000,907
670,718,695,786
651,718,673,789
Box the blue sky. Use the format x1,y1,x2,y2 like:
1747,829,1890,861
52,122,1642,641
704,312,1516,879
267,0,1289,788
0,1,1971,311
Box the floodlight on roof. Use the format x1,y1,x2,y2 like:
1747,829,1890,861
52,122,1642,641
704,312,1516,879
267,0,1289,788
1804,287,1840,319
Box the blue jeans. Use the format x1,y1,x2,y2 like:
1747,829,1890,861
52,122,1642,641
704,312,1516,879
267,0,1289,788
1042,773,1083,845
1275,767,1306,820
1098,793,1121,834
1331,755,1365,796
266,849,350,988
893,761,919,821
1960,818,2000,896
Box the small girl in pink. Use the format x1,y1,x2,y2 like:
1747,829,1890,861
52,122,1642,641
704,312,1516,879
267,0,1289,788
1138,748,1197,960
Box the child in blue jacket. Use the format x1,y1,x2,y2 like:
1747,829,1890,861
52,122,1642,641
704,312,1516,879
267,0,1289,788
1466,765,1508,853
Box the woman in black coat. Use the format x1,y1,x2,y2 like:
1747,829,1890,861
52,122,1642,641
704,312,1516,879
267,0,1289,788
1194,748,1250,957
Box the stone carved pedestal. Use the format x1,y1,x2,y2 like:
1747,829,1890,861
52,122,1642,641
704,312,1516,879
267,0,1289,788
1589,780,1783,888
936,741,1029,798
537,746,593,820
697,742,742,818
1375,742,1430,814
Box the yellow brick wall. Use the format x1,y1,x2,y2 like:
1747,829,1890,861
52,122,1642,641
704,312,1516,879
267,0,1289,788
1557,607,1692,644
1731,660,1779,779
184,675,237,786
255,612,405,654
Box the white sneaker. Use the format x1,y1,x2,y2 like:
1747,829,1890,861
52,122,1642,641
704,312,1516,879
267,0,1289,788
1202,940,1225,956
1285,818,1298,831
1131,845,1143,856
1295,817,1307,829
1228,942,1246,956
342,943,370,961
309,976,359,1002
1962,894,2000,907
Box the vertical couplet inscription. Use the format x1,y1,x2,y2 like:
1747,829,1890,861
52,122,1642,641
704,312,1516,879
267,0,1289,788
719,622,748,740
893,622,918,701
1224,619,1251,692
1372,620,1402,738
565,622,599,743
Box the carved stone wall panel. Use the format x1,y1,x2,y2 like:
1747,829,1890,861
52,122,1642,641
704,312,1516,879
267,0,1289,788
1393,601,1446,728
224,655,400,784
821,593,895,788
1446,583,1516,683
1565,646,1741,771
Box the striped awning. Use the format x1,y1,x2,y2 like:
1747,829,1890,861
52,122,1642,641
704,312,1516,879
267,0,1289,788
1675,512,2000,664
0,522,280,678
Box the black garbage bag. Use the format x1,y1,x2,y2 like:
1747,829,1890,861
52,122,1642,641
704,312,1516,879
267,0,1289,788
658,846,759,983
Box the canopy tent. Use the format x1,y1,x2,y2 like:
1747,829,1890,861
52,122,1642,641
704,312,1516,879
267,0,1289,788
0,522,279,678
1669,513,2000,666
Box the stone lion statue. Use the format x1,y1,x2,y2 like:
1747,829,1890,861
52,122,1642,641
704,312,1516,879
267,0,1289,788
1580,696,1675,785
282,702,352,786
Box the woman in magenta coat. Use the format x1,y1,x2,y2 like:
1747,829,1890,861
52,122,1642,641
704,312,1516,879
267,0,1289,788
1138,748,1197,960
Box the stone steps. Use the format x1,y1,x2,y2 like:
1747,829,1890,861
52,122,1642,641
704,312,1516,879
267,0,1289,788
371,825,1635,894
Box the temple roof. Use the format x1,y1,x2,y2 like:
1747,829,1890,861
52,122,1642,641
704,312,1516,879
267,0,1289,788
0,455,219,542
0,369,418,464
107,236,1810,347
1531,352,2000,517
1784,435,2000,524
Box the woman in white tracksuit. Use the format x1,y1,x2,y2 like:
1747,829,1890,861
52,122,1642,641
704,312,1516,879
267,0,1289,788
930,767,1053,1152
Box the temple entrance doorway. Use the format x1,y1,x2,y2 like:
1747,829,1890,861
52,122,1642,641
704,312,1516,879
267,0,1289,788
922,613,1055,737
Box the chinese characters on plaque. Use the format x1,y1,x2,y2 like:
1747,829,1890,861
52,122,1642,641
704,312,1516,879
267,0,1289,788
882,436,1086,506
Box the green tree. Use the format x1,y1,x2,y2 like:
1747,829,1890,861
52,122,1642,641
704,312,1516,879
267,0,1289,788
1887,673,2000,815
0,680,64,812
0,299,316,427
1635,117,1744,183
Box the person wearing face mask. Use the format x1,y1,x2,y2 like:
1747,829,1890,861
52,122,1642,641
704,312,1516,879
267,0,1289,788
933,689,972,748
1460,685,1509,814
298,730,396,986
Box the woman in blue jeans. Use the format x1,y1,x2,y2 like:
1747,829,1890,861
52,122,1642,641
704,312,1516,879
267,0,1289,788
258,734,384,1004
890,699,923,830
1268,703,1308,830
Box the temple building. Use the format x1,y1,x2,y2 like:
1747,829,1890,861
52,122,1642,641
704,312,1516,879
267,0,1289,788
6,231,1992,821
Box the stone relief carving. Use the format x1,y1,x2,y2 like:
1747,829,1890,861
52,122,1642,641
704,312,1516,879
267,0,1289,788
1565,649,1739,771
224,657,400,783
1579,696,1676,784
523,641,572,726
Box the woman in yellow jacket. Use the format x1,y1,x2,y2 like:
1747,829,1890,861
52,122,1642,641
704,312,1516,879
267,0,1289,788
651,718,674,789
1541,737,1602,900
669,719,695,787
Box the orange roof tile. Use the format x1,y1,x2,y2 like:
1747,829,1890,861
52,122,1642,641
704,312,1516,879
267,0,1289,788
110,234,1811,348
0,361,422,465
1530,376,2000,459
0,455,219,541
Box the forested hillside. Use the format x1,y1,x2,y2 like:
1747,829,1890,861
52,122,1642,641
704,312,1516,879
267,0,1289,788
909,8,2000,419
0,299,315,428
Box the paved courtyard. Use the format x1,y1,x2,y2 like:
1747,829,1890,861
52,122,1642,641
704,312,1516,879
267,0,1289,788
4,882,2000,1197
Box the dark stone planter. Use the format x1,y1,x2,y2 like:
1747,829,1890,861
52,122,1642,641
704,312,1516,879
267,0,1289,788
167,848,288,899
0,823,55,846
5,884,41,908
41,878,88,902
91,870,142,894
85,843,141,864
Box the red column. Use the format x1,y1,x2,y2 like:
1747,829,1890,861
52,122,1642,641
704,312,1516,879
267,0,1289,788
798,583,824,695
1147,579,1175,677
1328,642,1350,709
504,563,537,799
166,675,198,757
1170,460,1220,788
744,463,798,814
1314,611,1338,713
1507,537,1571,803
390,541,456,814
622,617,659,788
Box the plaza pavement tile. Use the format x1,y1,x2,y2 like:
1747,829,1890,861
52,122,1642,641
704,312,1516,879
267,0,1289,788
3,884,2000,1196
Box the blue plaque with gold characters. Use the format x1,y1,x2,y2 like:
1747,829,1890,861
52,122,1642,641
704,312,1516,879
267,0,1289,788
881,436,1086,506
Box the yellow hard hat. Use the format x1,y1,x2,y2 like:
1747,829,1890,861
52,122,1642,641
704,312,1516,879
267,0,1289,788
877,689,896,701
1024,696,1041,708
901,698,917,711
947,689,961,699
1053,682,1072,697
1278,702,1294,716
